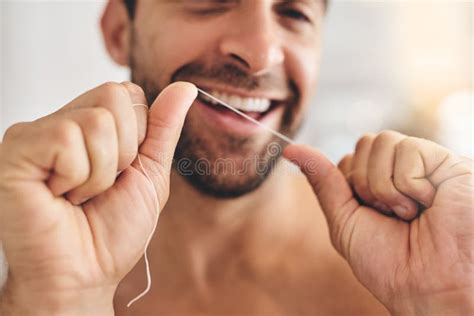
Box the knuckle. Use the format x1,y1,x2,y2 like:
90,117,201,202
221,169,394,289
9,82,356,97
3,122,29,141
88,107,115,131
98,82,129,104
53,120,82,148
374,130,399,146
121,81,145,96
355,133,375,152
379,130,400,139
396,136,418,153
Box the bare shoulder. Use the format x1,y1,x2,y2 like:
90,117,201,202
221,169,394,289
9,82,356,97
285,172,389,315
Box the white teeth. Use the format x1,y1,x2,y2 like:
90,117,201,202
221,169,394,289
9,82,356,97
200,93,218,105
208,90,271,113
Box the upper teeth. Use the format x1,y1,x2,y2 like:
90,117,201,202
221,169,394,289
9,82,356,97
202,91,272,113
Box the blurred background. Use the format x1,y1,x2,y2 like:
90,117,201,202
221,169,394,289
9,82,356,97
1,0,473,161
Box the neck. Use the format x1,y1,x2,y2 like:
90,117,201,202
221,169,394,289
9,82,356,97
164,161,293,243
149,160,299,287
168,169,283,225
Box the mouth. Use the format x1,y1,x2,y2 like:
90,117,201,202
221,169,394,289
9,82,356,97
195,87,285,123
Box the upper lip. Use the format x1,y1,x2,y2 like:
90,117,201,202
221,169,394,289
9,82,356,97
193,82,290,102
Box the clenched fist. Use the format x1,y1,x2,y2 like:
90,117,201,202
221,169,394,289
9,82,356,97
285,131,473,315
0,82,197,315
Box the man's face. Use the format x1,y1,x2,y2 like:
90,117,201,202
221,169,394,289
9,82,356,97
129,0,323,197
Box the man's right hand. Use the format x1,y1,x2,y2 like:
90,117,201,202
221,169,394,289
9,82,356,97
0,81,197,315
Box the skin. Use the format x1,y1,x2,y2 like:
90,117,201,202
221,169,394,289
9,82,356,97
0,0,472,315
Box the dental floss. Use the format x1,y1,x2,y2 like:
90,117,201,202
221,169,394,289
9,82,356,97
197,88,295,145
128,90,294,306
127,103,161,308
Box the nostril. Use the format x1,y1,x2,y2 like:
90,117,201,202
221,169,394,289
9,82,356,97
229,53,250,69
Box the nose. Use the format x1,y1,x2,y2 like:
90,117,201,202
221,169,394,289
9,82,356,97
219,7,285,75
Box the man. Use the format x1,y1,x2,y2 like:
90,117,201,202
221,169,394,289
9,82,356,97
0,0,472,315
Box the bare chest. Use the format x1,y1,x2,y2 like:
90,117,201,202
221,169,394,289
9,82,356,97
114,265,386,316
117,282,322,316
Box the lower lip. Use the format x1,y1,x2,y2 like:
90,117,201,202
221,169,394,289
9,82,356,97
193,98,283,137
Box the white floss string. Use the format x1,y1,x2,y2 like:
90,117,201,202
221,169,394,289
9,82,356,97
127,90,293,307
127,103,161,308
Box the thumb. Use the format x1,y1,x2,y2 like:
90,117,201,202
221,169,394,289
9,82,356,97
283,144,360,237
137,81,197,192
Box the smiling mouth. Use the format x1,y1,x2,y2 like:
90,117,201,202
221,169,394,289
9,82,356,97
196,89,283,120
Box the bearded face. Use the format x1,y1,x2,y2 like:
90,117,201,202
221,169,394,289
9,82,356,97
128,0,323,197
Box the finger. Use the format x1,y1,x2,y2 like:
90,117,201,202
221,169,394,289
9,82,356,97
62,82,140,171
137,82,198,204
94,83,138,171
64,107,119,205
351,134,377,205
121,81,148,146
339,152,392,213
338,153,353,180
283,144,360,249
368,131,419,220
41,121,91,196
2,120,90,197
393,137,444,209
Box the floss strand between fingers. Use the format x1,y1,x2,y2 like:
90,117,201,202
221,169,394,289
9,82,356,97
196,88,295,145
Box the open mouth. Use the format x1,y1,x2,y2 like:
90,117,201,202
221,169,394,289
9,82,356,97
196,89,283,121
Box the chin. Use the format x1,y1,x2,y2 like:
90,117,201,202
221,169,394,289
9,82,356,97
173,121,287,198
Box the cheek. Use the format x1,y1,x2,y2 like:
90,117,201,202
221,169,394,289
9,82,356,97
281,40,321,132
285,44,321,108
133,16,222,87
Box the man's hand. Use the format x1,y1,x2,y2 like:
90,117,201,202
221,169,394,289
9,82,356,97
0,82,197,315
284,131,473,315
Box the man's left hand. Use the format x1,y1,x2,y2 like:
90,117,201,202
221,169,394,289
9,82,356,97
284,131,473,315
